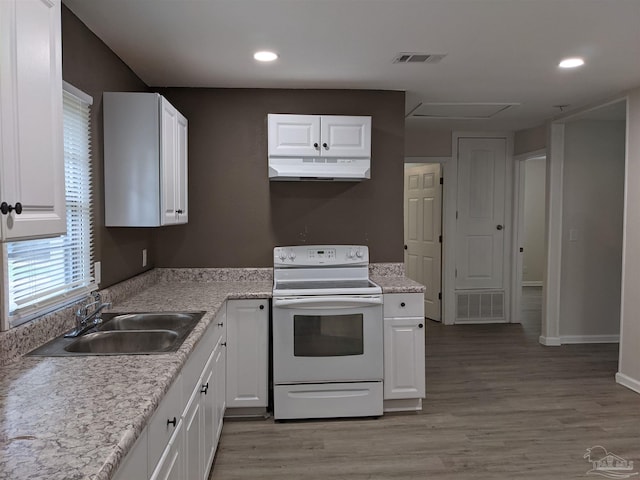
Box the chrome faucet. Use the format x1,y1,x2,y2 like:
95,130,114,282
64,291,112,338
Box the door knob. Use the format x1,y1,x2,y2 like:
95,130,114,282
1,202,23,215
496,225,504,230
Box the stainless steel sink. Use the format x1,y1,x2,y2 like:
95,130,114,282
64,330,179,354
26,311,205,356
98,313,198,332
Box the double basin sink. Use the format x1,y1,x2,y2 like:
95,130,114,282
28,312,205,356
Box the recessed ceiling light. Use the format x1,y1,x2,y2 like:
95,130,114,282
254,51,278,62
559,57,585,68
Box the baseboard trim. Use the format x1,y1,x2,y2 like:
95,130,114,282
560,335,620,344
455,319,508,324
616,372,640,394
383,398,423,412
539,335,561,346
522,281,543,287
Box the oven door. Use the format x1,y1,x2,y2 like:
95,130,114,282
272,295,383,384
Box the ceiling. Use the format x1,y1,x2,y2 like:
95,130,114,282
63,0,640,131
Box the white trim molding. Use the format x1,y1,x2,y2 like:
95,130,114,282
616,372,640,394
522,281,543,287
560,335,620,344
539,335,561,346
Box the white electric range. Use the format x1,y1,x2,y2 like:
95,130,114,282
272,245,383,420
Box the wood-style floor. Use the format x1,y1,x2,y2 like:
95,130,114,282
210,288,640,479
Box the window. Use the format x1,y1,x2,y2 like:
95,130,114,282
4,83,95,328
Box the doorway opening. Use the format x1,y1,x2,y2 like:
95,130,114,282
513,153,546,338
404,163,443,321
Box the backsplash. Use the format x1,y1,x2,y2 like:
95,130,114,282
369,263,405,277
156,268,273,283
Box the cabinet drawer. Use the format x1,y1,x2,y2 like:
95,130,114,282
148,373,183,470
383,293,424,318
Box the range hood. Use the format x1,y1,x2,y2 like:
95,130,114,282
268,157,370,181
267,114,371,182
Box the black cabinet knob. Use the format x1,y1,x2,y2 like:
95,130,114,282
418,323,424,328
1,202,22,215
404,245,408,250
201,383,209,395
400,302,406,307
217,322,224,327
259,304,264,310
221,342,227,347
313,143,319,148
322,143,328,149
167,417,177,427
177,209,183,214
496,225,503,230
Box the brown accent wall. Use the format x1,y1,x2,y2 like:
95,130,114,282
153,88,406,267
62,5,153,287
404,126,452,157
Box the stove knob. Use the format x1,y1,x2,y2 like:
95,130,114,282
278,251,287,261
356,249,363,258
289,251,296,260
348,249,355,259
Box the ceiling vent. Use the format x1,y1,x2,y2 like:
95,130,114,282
393,53,446,64
407,102,520,120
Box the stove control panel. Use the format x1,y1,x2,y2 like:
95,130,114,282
274,245,369,266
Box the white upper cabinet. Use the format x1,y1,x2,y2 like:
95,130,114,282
0,0,66,241
104,92,188,227
268,114,370,158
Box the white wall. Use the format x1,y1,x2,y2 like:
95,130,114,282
559,120,625,338
618,88,640,392
522,158,546,284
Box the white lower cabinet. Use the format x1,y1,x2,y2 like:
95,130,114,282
114,307,230,480
383,293,426,412
226,299,269,409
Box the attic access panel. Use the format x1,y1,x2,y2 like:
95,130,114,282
407,103,519,120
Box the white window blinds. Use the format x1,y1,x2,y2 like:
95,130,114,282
5,85,95,327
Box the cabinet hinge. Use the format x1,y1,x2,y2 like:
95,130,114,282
439,177,443,185
456,210,458,219
438,292,442,300
455,268,458,278
439,235,442,243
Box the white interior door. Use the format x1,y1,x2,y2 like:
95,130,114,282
456,138,506,290
404,164,442,321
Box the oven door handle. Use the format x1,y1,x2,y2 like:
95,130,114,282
273,296,383,309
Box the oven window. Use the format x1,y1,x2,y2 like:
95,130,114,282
293,314,363,357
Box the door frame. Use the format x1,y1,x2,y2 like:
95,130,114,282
446,132,514,325
510,149,546,327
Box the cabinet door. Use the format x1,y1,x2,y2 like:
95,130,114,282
383,317,426,399
160,97,178,225
176,111,188,224
213,338,226,442
268,114,320,157
201,350,216,479
184,385,203,480
0,0,65,240
320,116,371,158
150,420,184,480
226,299,268,408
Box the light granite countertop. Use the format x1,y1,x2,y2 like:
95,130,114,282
0,280,271,480
372,275,426,293
0,269,422,480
